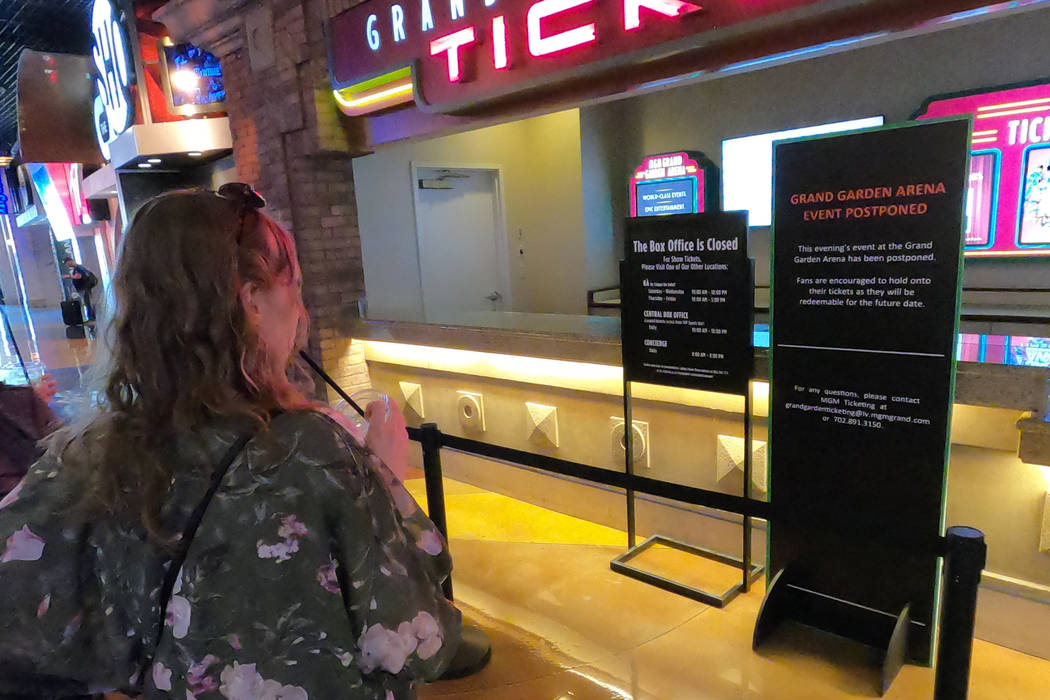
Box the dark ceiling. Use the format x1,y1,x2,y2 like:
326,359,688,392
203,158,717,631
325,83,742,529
0,0,94,154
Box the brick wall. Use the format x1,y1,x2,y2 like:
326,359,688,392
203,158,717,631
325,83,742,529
174,0,373,400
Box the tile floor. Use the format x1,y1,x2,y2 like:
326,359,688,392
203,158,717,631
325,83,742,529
5,305,1050,699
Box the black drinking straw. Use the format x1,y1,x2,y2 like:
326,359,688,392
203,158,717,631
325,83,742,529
299,350,366,416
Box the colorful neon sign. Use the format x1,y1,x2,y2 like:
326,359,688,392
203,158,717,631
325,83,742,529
918,82,1050,258
91,0,136,161
629,151,718,217
327,0,832,116
27,164,90,243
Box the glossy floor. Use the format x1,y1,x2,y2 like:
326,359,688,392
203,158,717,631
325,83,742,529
0,305,95,419
405,479,1050,700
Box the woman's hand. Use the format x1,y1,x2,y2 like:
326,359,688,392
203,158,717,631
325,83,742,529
32,374,58,405
364,396,409,482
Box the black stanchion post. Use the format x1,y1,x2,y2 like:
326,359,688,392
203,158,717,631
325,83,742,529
420,422,453,601
419,422,494,679
934,526,986,700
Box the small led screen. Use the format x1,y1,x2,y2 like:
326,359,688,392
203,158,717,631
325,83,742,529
635,178,695,217
163,44,226,111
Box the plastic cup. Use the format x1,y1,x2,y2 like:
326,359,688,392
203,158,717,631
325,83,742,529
333,388,389,434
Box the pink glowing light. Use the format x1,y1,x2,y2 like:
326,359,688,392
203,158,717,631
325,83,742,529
493,16,509,70
527,0,596,58
624,0,702,31
430,27,476,82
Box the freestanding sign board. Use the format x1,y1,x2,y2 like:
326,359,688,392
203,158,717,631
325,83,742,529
616,210,759,608
622,212,751,395
756,119,970,685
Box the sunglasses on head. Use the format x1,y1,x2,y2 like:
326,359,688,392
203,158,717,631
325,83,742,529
216,182,266,242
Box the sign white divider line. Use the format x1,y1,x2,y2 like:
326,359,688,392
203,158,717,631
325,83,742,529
777,343,946,358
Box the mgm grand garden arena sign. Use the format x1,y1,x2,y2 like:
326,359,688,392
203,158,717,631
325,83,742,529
326,0,1001,116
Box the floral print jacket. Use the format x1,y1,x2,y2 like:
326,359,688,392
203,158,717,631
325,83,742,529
0,410,461,699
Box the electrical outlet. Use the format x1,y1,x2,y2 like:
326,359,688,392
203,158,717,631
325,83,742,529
456,391,486,432
610,417,650,470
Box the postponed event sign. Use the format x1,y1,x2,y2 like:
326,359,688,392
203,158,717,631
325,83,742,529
326,0,829,114
768,119,970,662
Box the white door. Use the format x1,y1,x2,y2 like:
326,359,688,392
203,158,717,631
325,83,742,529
413,166,507,317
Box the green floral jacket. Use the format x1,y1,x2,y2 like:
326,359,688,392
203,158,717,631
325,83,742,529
0,410,461,699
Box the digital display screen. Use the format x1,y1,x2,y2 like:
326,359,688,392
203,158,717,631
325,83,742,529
1020,146,1050,246
956,333,982,362
1007,336,1050,368
965,153,998,248
635,178,695,216
721,116,885,227
163,43,226,112
917,82,1050,257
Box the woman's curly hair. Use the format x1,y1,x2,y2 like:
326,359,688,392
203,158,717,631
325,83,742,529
58,190,308,541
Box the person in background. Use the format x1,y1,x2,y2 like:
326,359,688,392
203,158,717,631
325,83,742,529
0,187,460,698
62,257,99,321
0,374,60,498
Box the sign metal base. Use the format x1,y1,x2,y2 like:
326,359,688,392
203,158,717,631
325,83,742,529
753,568,913,696
611,534,763,609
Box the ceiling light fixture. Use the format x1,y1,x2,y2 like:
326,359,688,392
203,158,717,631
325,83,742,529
188,151,203,157
138,163,152,168
147,158,162,164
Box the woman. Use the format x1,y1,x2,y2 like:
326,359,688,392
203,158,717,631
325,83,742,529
0,374,60,498
0,188,460,698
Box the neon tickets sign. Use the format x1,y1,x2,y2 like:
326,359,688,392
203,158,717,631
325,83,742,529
918,81,1050,258
327,0,831,116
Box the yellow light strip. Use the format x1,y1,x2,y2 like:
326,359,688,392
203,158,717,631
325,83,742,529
977,97,1050,112
971,129,998,137
333,81,414,114
362,340,770,416
971,137,998,144
976,105,1050,120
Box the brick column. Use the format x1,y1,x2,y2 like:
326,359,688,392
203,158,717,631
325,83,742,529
156,0,373,399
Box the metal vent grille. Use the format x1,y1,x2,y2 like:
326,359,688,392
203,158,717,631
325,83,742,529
0,0,94,152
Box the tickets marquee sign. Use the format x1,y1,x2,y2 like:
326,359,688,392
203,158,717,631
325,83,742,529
326,0,831,115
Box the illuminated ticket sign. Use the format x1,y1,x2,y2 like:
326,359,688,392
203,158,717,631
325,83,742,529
629,151,718,217
918,82,1050,258
326,0,832,116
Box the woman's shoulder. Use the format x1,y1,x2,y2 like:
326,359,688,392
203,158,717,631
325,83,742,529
248,408,366,475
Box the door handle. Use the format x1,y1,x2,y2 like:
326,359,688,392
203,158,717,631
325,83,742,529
486,291,503,302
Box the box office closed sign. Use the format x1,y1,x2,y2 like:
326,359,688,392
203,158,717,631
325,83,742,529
622,212,751,395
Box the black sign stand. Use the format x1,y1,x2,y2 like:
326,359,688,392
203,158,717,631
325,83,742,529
612,212,761,607
753,119,971,694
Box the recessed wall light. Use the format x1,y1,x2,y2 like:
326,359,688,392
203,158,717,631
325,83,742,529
188,151,203,157
147,158,162,164
137,163,152,168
